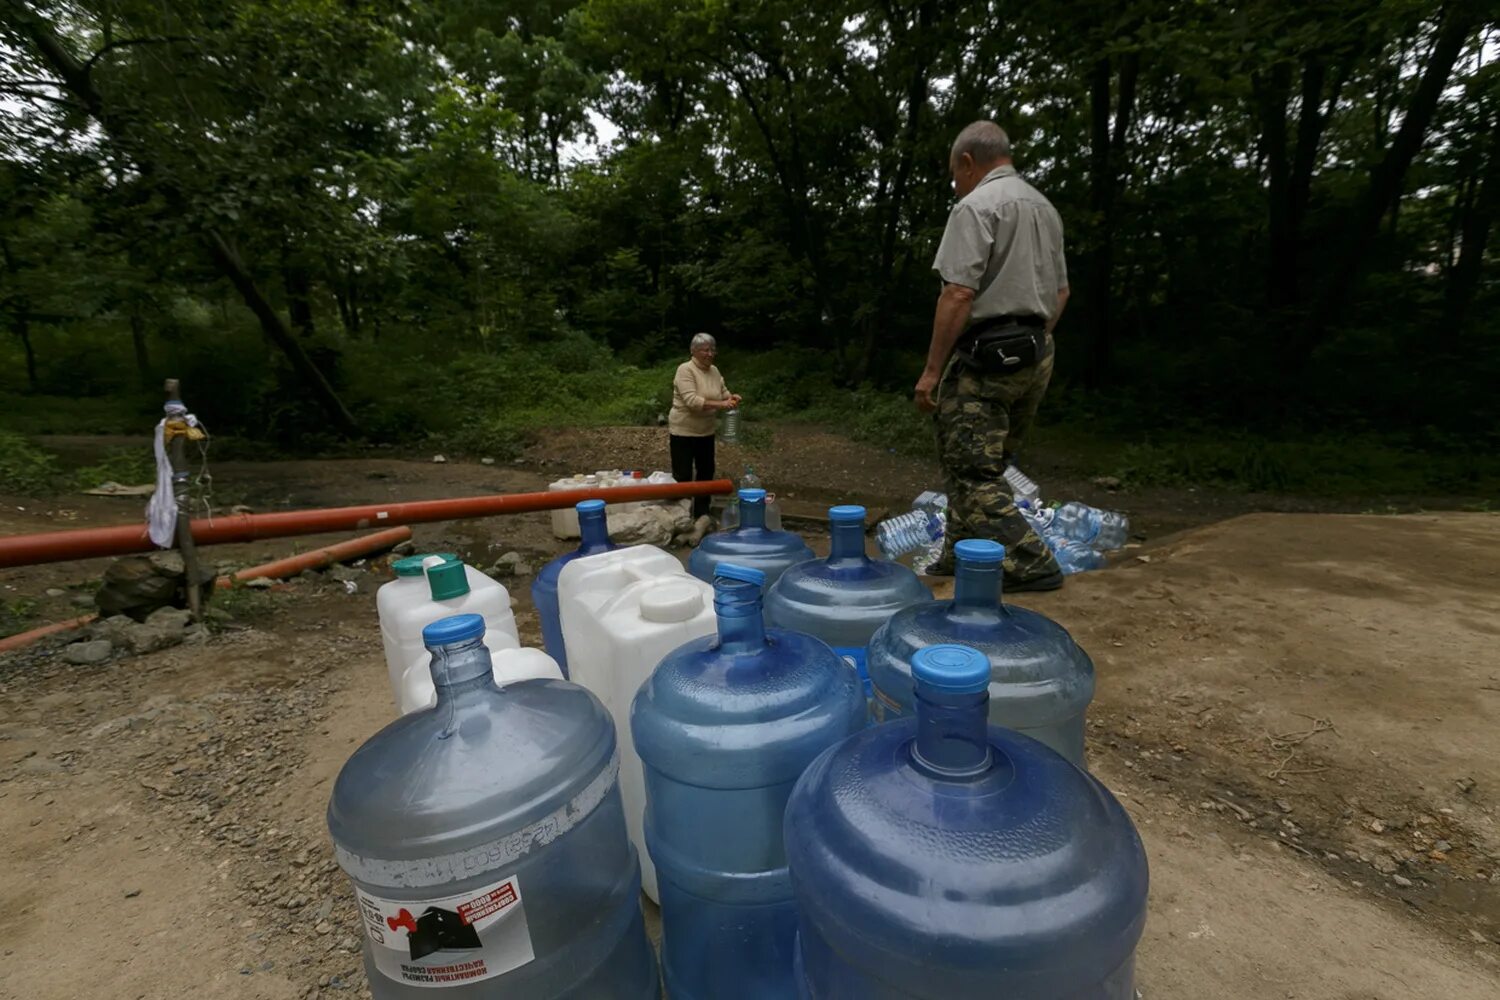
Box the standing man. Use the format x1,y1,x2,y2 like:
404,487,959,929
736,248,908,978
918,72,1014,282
914,121,1068,591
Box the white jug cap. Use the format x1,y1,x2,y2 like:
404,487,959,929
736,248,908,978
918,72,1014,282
640,581,705,623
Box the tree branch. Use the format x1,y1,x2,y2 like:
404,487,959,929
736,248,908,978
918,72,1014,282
81,36,196,75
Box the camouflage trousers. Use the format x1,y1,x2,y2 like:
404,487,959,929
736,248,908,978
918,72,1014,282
930,338,1061,581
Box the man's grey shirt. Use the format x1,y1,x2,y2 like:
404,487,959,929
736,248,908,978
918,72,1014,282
932,164,1068,323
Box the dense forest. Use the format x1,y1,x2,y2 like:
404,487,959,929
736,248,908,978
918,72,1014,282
1,1,1497,479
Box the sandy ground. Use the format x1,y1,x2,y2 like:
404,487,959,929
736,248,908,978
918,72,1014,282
0,442,1496,999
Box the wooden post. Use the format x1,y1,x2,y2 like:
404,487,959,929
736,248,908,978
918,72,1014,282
163,378,204,621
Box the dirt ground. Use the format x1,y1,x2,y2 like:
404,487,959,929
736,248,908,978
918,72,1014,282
0,430,1497,999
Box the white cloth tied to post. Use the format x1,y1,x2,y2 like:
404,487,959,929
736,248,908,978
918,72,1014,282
146,402,202,548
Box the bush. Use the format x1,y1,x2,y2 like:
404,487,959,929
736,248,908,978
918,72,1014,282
74,446,158,488
0,431,60,494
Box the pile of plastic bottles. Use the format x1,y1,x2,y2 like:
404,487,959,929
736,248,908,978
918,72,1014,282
875,463,1131,576
330,495,1149,999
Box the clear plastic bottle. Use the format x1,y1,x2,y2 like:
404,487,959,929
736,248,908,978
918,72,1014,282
327,614,659,998
764,505,932,700
785,643,1149,999
866,538,1094,763
532,500,618,678
1049,536,1107,575
1002,463,1041,503
719,407,741,443
631,565,866,999
1051,501,1131,550
720,467,783,530
690,488,813,586
874,508,945,561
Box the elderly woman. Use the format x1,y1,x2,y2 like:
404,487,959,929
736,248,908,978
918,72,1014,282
669,332,741,520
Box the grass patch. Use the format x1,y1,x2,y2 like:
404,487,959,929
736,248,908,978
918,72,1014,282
0,597,40,639
73,447,158,489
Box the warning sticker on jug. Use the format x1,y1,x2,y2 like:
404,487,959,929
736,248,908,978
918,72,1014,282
356,874,534,987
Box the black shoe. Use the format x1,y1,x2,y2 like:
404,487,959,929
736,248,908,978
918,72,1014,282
1004,571,1065,594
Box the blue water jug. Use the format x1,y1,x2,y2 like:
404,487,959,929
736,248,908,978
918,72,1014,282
631,565,866,1000
786,643,1149,999
764,504,932,697
867,538,1094,764
689,487,814,586
328,614,659,999
532,499,617,677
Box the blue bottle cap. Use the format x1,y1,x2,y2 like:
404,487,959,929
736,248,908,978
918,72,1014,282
955,539,1005,565
714,563,767,588
912,644,990,694
422,613,486,647
738,488,767,503
576,499,606,514
828,504,866,524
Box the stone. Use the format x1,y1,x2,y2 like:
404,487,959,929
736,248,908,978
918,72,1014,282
44,588,65,597
145,606,193,631
327,565,361,584
392,540,416,556
70,593,94,609
1435,839,1452,853
480,457,496,466
1392,874,1413,888
432,454,447,464
64,640,113,665
245,577,275,590
1372,856,1398,875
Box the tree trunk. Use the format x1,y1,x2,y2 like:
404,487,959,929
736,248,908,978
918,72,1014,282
1444,110,1500,335
1086,57,1113,388
282,257,315,339
14,311,37,391
1256,63,1294,311
1313,5,1476,338
129,311,151,388
204,231,358,435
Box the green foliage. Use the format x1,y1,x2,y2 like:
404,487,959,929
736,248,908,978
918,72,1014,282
0,597,39,639
74,448,158,489
0,431,60,495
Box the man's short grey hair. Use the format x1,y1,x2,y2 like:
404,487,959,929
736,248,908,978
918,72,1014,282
690,332,717,350
951,121,1012,165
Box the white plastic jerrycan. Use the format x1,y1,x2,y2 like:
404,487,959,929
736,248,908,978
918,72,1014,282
380,556,520,711
398,644,562,714
557,544,717,902
377,553,449,697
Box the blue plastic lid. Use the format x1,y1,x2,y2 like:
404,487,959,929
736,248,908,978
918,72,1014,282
715,563,767,588
422,613,486,647
576,499,606,514
828,504,866,524
955,538,1005,565
738,488,767,503
912,643,990,694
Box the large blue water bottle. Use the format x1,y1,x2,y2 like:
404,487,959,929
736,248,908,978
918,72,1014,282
328,614,659,998
764,504,931,697
631,564,866,1000
532,499,617,677
689,487,814,586
786,643,1149,999
867,538,1094,764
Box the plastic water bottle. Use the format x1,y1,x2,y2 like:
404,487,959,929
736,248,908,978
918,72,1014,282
874,508,944,561
327,614,660,998
532,499,617,678
1050,536,1106,575
764,505,932,700
1051,501,1130,550
631,565,866,1000
1002,462,1041,503
690,488,813,586
785,643,1149,999
720,467,783,530
719,407,741,443
866,538,1094,763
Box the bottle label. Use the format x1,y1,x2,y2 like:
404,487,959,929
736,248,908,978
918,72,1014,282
869,682,904,723
355,874,534,987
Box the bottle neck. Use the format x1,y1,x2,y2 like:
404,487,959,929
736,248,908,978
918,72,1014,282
910,686,993,779
828,520,868,563
429,637,493,693
953,561,1002,611
739,500,767,530
714,578,768,652
578,510,612,553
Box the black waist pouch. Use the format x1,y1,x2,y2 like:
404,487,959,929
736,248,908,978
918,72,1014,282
955,320,1046,374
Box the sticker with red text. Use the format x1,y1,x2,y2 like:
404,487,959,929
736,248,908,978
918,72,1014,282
355,875,534,987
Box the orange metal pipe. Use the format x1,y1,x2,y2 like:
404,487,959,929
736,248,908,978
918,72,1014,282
0,479,733,569
215,525,413,589
0,613,98,653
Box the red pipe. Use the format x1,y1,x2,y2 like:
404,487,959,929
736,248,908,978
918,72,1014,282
215,526,413,589
0,613,97,653
0,479,733,569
